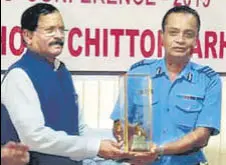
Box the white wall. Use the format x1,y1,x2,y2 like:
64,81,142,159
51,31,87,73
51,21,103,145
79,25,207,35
73,75,226,165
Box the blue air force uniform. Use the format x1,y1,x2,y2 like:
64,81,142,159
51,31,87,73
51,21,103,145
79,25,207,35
111,59,222,165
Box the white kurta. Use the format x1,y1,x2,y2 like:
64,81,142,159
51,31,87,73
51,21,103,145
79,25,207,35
1,67,101,161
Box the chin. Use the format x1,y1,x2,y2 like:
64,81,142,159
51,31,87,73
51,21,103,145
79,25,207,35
171,52,187,57
51,50,62,56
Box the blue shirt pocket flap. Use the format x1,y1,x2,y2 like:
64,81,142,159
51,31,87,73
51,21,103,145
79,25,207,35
176,94,204,112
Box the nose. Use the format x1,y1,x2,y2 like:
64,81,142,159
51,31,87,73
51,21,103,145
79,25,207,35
54,29,65,38
175,33,185,43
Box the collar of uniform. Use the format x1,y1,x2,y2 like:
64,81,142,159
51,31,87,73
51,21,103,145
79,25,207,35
152,59,166,78
152,59,197,83
177,62,197,83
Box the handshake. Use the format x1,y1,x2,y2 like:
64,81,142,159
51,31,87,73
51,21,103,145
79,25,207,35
97,120,163,165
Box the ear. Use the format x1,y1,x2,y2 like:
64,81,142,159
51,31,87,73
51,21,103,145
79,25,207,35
22,29,33,45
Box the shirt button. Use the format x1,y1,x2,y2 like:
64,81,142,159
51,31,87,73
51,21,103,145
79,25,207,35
166,108,170,112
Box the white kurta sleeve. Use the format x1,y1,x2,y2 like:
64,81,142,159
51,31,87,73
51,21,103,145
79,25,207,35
1,68,101,161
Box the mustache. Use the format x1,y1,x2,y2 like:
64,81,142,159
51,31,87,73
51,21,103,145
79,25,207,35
49,40,64,46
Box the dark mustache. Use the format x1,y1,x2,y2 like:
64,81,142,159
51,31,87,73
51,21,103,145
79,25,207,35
49,40,64,46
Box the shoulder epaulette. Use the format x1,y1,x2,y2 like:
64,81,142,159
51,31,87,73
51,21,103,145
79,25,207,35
130,59,157,71
197,66,218,78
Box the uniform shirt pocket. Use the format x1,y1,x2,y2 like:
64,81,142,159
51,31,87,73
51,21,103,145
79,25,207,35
172,94,204,130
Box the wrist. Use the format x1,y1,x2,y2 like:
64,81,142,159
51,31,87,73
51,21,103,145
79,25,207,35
155,145,164,156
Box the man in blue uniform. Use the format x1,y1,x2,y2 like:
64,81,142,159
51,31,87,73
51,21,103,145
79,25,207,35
111,5,222,165
1,3,131,165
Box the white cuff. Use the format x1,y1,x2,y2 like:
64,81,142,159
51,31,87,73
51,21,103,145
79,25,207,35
70,137,101,161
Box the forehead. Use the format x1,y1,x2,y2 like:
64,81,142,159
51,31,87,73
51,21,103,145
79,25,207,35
38,11,64,27
165,12,198,30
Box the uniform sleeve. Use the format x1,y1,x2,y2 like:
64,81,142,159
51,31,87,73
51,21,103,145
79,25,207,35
1,68,101,161
195,75,222,135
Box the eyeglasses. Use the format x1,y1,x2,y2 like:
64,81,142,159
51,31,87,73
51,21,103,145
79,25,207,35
36,27,69,37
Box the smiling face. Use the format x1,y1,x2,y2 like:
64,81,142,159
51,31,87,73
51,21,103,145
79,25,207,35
161,12,199,63
22,11,65,62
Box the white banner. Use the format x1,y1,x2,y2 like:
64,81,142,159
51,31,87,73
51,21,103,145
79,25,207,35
1,0,226,72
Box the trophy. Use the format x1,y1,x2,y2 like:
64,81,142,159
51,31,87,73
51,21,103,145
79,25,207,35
116,73,153,152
